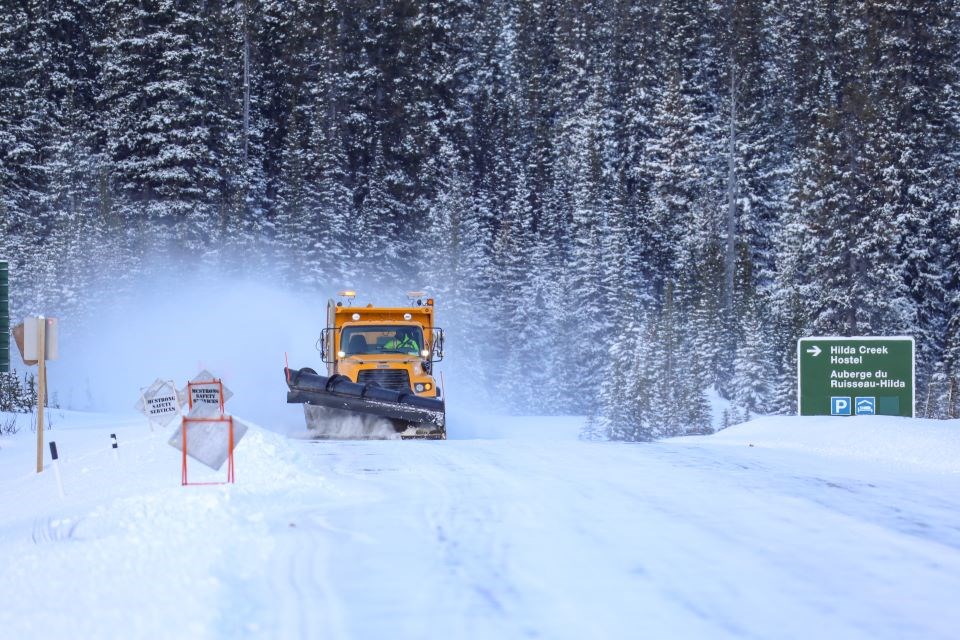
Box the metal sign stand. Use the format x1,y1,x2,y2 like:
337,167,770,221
13,315,59,474
180,377,236,486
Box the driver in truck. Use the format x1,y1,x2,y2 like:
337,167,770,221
384,327,420,354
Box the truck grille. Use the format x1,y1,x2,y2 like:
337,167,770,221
358,369,411,391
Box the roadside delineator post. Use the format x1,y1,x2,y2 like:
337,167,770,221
111,433,119,463
49,441,65,498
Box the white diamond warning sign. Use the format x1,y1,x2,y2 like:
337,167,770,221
135,379,181,428
179,369,233,414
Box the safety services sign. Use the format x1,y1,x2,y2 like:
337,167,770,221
797,336,914,417
135,378,181,428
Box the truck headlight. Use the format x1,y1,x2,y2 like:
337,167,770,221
414,383,425,392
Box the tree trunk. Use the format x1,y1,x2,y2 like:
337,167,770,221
242,0,250,164
724,60,737,318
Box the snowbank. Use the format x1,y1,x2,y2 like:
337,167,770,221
676,415,960,474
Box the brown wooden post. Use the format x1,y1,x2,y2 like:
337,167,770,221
36,317,46,473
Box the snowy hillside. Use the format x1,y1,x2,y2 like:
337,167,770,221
1,411,958,640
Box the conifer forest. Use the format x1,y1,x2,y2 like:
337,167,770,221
1,1,959,439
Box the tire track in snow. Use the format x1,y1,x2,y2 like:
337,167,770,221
31,516,82,543
302,441,530,638
249,507,350,640
415,447,521,625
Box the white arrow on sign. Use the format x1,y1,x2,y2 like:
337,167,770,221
806,345,822,357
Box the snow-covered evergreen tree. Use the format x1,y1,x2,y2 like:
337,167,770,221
0,0,958,429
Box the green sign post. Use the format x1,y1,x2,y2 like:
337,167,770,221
0,260,8,373
797,336,914,417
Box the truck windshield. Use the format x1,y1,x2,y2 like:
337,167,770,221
341,325,424,356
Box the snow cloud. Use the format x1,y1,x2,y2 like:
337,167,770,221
49,265,329,432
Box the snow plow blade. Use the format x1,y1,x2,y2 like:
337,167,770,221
285,367,445,439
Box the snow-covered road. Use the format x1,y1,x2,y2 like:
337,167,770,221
268,431,960,640
2,412,959,639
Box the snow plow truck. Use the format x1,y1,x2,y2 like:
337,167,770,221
285,291,446,439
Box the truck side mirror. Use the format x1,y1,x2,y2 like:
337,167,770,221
431,328,445,362
319,328,332,363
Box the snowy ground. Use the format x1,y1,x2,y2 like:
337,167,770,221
1,409,959,640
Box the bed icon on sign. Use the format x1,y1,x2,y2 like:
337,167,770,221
855,397,876,415
831,397,852,415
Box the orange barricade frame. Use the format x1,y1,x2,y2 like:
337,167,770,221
181,378,236,486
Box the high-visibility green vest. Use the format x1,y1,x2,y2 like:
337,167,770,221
384,336,419,352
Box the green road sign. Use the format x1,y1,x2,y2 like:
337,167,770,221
798,336,914,417
0,260,8,373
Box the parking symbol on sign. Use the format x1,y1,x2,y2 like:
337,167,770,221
855,397,876,415
831,397,852,416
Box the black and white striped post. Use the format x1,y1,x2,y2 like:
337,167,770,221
110,433,119,462
48,441,65,498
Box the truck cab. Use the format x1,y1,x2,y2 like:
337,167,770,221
320,291,444,400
